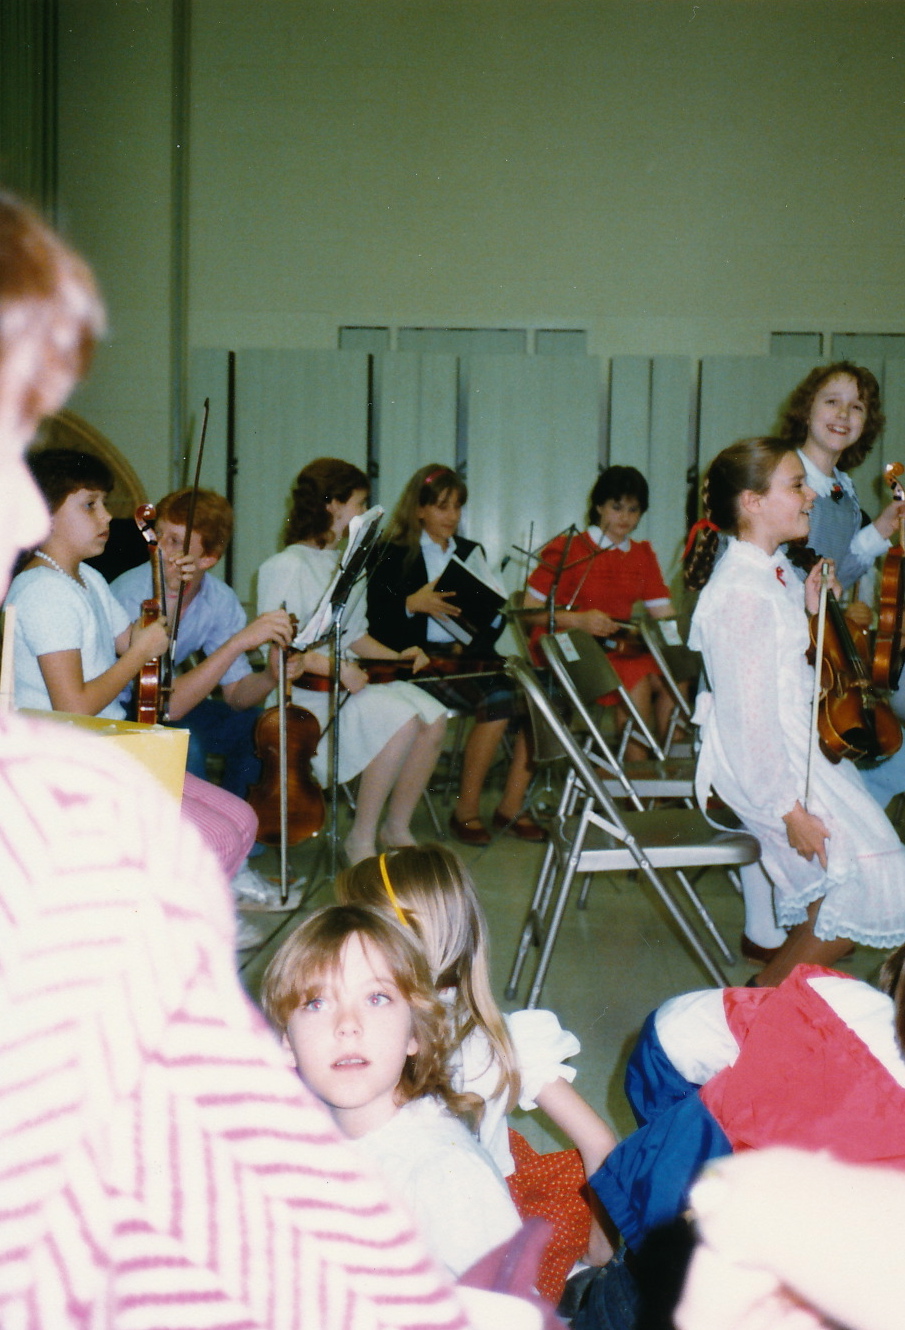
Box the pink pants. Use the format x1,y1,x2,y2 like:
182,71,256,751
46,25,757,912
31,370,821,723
181,772,257,879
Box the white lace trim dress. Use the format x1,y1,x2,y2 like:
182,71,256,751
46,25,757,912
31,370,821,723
689,537,905,948
448,1004,580,1176
257,543,445,784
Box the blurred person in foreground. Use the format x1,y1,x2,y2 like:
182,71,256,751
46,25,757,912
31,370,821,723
0,190,545,1330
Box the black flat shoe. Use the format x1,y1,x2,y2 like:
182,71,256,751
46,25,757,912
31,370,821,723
448,812,491,846
492,810,548,842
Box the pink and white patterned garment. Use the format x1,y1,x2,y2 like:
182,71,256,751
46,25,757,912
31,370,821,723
0,711,471,1330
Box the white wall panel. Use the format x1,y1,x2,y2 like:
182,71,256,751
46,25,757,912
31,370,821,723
465,354,602,591
610,356,696,585
698,356,817,474
232,349,368,605
374,352,458,514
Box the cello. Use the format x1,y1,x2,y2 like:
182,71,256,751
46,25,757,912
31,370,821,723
247,619,325,904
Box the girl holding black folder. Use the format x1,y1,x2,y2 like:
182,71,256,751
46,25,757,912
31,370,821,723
368,464,545,846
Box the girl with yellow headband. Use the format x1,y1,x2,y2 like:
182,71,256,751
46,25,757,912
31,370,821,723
336,844,618,1303
261,901,522,1279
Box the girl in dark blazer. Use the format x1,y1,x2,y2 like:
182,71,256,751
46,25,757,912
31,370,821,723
368,464,544,845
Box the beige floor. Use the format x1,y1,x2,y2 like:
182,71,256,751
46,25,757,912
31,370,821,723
238,779,884,1148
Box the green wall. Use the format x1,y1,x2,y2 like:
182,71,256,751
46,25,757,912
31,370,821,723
51,0,905,497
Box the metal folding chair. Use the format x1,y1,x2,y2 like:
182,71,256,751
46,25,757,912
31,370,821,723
539,629,735,964
637,616,700,757
504,656,759,1008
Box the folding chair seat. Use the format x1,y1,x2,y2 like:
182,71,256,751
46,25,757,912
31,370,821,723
536,629,739,966
535,629,739,964
503,656,759,1009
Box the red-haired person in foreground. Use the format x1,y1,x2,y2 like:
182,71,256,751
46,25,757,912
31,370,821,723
0,190,539,1330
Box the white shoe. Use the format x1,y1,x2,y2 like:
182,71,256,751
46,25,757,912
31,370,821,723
235,914,265,950
231,862,306,912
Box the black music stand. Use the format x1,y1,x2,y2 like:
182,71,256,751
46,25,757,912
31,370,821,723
292,505,384,879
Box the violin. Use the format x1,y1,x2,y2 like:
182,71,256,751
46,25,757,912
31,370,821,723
247,646,326,848
798,550,902,765
134,503,168,723
596,622,647,659
294,654,505,692
872,462,905,692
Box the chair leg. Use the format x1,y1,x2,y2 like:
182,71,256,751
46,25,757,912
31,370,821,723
505,836,561,999
526,850,584,1009
632,856,730,986
505,770,581,1000
421,788,444,838
673,869,736,964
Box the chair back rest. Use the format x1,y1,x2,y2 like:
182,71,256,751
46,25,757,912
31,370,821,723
637,619,699,715
504,590,535,664
506,657,632,843
512,658,569,767
543,628,623,703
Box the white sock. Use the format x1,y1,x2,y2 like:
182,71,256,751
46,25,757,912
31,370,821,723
741,863,787,947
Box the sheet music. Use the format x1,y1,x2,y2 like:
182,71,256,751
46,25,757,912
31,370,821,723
291,505,384,651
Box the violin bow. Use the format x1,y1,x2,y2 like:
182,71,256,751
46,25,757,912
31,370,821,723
804,561,831,811
164,397,210,693
277,617,290,902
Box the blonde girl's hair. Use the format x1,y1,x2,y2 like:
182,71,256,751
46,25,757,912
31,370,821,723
335,844,520,1112
260,902,481,1123
382,464,468,569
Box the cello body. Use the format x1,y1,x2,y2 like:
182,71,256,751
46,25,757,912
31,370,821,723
247,697,325,846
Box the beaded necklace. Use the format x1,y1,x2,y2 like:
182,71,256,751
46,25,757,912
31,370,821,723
33,549,86,588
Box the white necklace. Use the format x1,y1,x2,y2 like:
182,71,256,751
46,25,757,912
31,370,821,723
34,549,85,587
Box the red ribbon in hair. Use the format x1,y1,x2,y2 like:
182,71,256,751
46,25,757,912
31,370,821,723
683,518,720,559
422,469,454,489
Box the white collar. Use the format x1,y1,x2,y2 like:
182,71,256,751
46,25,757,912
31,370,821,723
587,524,631,553
797,449,856,499
419,529,457,557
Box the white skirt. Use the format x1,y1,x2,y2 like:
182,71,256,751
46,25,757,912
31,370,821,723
291,679,446,784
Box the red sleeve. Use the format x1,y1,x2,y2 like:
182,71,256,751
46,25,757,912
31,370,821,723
636,542,670,602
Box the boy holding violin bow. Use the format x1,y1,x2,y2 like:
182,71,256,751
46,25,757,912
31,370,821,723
111,487,310,909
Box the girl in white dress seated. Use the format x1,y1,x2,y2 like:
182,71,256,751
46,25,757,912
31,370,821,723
257,459,447,865
261,902,523,1279
684,437,905,986
336,843,618,1302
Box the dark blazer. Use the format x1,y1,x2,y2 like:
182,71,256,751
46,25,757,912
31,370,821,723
367,538,502,657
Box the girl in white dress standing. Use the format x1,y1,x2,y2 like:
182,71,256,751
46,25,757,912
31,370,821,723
685,437,905,986
257,458,447,865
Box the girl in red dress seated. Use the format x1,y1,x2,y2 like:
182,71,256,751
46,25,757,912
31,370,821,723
523,466,676,760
